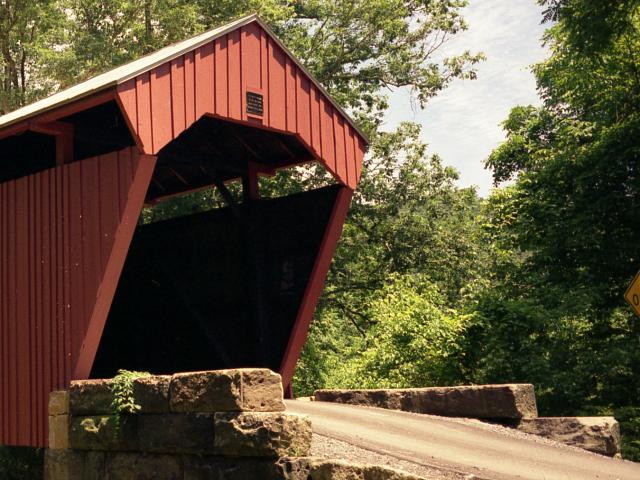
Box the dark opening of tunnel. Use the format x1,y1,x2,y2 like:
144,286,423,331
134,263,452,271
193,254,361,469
90,184,340,378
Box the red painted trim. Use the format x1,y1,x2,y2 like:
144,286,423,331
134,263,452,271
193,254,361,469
72,154,157,380
112,28,368,185
30,121,75,165
114,85,145,152
279,186,354,388
284,383,293,399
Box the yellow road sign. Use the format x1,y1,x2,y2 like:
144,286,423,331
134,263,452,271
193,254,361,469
625,270,640,316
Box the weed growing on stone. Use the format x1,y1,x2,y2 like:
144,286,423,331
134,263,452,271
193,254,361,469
110,369,151,433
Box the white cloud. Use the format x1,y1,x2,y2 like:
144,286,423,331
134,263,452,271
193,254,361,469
384,0,549,197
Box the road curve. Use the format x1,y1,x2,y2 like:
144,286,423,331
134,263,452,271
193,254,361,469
285,399,640,480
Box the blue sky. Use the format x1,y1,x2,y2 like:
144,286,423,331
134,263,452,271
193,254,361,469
384,0,549,197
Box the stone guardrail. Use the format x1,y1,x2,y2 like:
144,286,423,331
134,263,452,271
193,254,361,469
315,384,538,419
516,417,621,457
314,385,621,457
46,368,425,479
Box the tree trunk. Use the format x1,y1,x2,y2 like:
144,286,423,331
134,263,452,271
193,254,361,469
144,0,153,52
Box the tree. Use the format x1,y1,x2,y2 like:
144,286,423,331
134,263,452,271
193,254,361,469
485,5,640,308
540,0,640,53
336,274,469,389
480,0,640,460
0,0,68,113
61,0,203,83
295,123,487,394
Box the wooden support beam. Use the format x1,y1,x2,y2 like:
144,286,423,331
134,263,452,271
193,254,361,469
242,162,260,201
251,163,277,176
29,121,75,165
228,123,264,162
279,186,354,394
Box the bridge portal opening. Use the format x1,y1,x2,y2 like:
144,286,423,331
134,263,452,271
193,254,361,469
90,116,340,378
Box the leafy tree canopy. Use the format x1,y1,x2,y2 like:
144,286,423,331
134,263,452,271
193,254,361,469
540,0,640,53
481,0,640,460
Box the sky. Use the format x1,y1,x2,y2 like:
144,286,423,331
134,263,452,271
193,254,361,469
384,0,549,197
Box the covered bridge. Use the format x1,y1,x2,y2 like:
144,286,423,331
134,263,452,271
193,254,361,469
0,14,367,447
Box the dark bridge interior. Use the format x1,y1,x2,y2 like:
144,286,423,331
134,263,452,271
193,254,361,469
91,185,339,378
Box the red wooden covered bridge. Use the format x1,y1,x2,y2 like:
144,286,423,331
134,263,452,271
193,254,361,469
0,14,367,447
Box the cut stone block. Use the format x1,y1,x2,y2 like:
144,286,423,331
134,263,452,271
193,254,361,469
516,417,621,457
315,384,538,419
276,457,315,479
306,458,426,480
70,375,171,415
48,391,69,416
315,389,402,410
48,414,69,449
44,449,82,480
69,413,215,454
69,379,115,415
136,413,215,454
170,370,242,412
104,452,182,480
214,412,312,457
241,368,285,412
132,375,171,413
69,416,138,451
183,456,289,480
44,449,105,480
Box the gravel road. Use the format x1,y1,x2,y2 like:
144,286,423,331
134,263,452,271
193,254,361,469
311,433,471,479
286,399,640,480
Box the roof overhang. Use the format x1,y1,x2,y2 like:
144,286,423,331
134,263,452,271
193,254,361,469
0,14,369,145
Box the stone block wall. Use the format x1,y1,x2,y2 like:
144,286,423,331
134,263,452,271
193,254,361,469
314,385,621,457
516,417,621,457
46,369,423,480
315,384,538,419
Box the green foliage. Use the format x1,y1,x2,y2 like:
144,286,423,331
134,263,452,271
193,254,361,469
540,0,640,53
6,0,639,465
351,275,468,388
0,0,69,113
110,369,151,424
327,122,488,310
0,446,43,480
294,122,487,396
295,275,471,395
615,407,640,461
284,0,484,128
479,0,640,461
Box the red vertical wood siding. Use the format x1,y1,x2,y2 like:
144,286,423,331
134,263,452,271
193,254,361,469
116,21,366,189
195,43,214,120
0,147,155,447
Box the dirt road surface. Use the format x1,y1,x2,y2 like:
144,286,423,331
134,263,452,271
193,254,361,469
285,399,640,480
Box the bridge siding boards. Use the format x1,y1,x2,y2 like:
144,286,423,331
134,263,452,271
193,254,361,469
0,148,154,446
116,23,364,188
